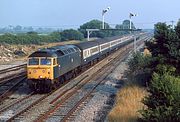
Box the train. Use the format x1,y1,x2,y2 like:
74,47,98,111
27,34,140,92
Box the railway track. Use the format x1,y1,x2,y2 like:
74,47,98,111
0,93,46,121
0,64,26,75
0,64,26,85
0,36,150,122
0,74,27,103
0,64,27,104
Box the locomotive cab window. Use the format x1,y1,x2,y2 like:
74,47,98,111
40,58,51,65
28,58,39,65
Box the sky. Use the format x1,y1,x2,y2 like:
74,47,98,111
0,0,180,29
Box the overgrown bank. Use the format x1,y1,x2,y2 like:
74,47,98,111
108,52,151,122
109,18,180,122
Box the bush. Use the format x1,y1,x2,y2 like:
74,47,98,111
128,52,152,73
140,65,180,122
0,31,61,45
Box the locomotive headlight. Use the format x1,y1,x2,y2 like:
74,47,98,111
39,76,43,78
33,70,37,73
47,69,50,74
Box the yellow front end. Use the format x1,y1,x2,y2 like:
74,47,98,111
27,57,54,80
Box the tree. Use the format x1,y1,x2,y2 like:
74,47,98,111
61,29,84,41
13,25,22,32
146,22,180,70
140,65,180,122
175,19,180,38
79,19,111,38
140,20,180,121
49,31,61,42
115,20,136,35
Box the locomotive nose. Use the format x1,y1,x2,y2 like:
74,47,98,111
27,68,51,79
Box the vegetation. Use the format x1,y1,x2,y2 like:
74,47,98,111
0,19,136,45
61,29,84,41
115,20,136,35
79,19,113,38
0,32,60,45
79,19,134,38
108,81,147,122
0,29,84,45
139,20,180,122
108,52,151,122
146,21,180,71
119,20,180,121
128,52,152,74
140,65,180,122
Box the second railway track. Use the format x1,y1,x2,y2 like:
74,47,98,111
0,74,26,104
0,64,26,75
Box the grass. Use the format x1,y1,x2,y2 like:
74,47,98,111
108,73,148,122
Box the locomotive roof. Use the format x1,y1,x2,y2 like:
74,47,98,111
28,44,80,58
74,41,98,50
28,50,58,57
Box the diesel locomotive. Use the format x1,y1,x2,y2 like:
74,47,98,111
27,34,138,92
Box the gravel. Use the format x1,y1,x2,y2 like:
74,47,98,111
73,57,130,122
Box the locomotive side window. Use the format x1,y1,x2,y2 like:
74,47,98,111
70,48,75,53
63,50,68,54
67,49,72,53
56,50,64,56
74,47,80,52
29,58,39,65
40,58,51,65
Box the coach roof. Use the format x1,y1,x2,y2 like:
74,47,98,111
74,41,98,50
